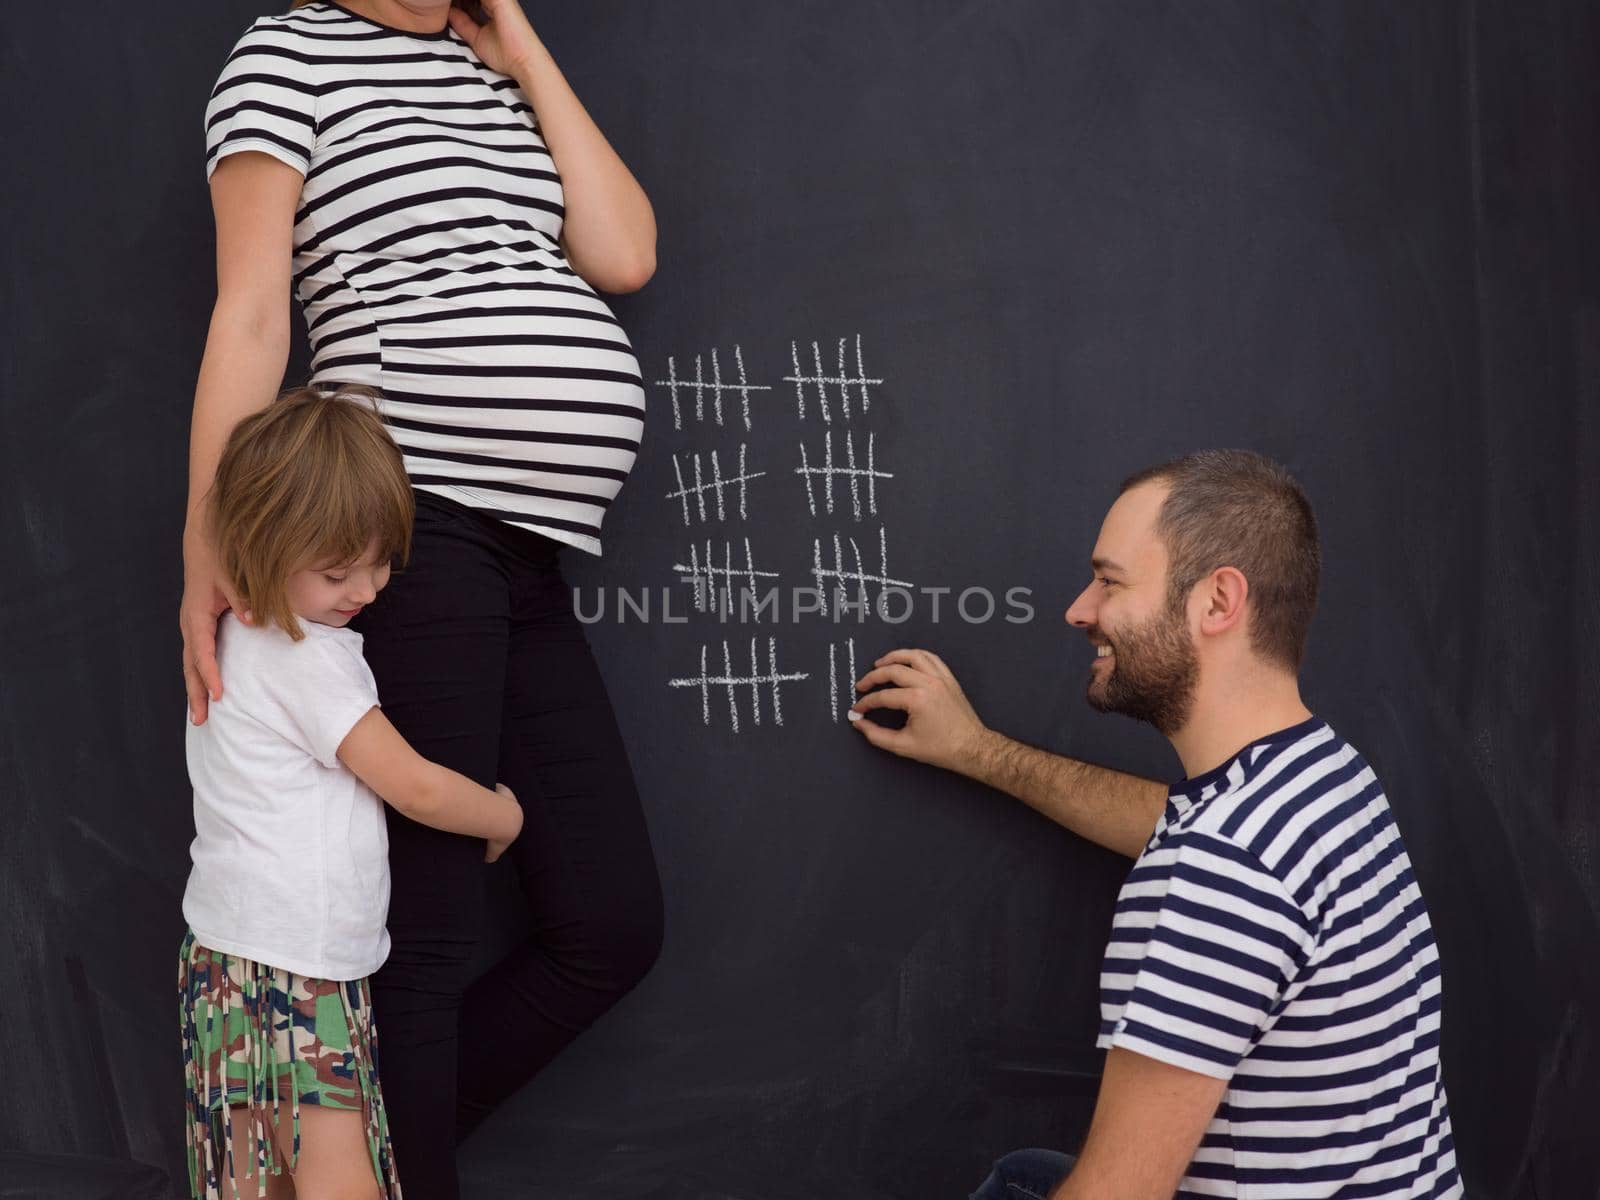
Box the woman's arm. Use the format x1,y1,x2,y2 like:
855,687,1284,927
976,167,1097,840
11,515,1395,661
181,152,304,724
448,0,657,293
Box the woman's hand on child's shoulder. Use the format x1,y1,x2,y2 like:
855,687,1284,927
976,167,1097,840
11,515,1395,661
485,782,522,863
181,529,253,725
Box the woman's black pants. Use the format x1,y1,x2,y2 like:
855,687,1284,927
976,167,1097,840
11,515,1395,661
349,488,665,1198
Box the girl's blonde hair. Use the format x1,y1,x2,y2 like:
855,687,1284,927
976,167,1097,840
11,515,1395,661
205,384,414,642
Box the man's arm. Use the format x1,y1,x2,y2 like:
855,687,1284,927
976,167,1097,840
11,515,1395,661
965,729,1166,859
849,648,1166,858
1051,1048,1226,1200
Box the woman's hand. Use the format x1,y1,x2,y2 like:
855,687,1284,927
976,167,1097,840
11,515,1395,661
450,0,657,292
181,528,251,726
448,0,544,78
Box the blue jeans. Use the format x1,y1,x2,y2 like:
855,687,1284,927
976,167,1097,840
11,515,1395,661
969,1149,1076,1200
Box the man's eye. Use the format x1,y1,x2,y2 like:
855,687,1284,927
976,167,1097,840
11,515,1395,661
1098,576,1115,587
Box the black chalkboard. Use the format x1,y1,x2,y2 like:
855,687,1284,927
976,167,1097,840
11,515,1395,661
3,2,1597,1197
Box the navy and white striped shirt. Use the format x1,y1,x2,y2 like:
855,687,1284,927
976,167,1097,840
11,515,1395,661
204,1,646,554
1098,716,1462,1197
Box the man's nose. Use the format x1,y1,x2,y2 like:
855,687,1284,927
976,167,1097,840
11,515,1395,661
1064,583,1096,629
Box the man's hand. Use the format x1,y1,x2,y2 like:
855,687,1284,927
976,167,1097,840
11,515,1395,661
849,646,1166,857
848,648,990,774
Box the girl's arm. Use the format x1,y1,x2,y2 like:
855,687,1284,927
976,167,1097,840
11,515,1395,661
448,0,656,293
182,152,305,724
336,707,525,846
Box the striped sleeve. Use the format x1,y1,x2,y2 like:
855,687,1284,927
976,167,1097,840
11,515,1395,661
1098,831,1316,1080
204,21,318,180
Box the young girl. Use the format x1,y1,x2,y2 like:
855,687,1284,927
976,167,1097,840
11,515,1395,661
179,385,524,1200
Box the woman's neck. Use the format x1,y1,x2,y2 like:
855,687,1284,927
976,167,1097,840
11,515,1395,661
335,0,451,36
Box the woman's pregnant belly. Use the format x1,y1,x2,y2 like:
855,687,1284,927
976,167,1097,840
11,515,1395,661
303,252,647,551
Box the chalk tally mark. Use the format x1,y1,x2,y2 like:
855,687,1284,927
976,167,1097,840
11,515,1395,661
784,334,882,423
796,428,892,519
666,444,765,525
828,636,859,722
810,526,913,617
655,344,772,432
668,638,810,731
672,536,781,615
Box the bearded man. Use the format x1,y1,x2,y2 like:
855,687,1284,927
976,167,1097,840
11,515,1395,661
848,450,1463,1200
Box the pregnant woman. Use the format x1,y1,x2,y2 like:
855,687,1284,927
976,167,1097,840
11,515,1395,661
179,0,664,1192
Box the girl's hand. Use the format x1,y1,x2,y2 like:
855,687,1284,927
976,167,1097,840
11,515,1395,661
181,530,252,726
448,0,544,78
485,782,522,863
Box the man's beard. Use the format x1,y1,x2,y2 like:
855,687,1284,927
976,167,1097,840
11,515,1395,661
1086,603,1199,737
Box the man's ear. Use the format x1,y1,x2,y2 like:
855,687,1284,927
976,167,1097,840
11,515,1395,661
1196,566,1249,637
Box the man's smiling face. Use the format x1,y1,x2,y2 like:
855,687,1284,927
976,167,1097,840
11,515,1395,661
1064,482,1200,736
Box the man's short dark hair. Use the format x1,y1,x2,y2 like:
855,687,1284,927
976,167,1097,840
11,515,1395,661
1120,450,1321,671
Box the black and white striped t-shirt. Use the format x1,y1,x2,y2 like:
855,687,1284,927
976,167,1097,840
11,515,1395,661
1099,717,1462,1198
204,0,645,554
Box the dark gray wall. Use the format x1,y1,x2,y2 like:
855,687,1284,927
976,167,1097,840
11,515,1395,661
3,2,1596,1197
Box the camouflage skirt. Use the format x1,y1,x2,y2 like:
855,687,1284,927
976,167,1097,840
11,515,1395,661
177,929,403,1199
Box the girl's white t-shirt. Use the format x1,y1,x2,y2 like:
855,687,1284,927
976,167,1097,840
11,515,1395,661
182,610,390,981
